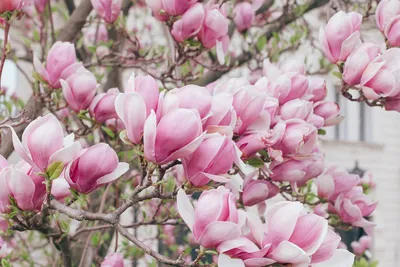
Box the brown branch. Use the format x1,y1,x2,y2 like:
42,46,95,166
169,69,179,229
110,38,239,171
117,225,187,267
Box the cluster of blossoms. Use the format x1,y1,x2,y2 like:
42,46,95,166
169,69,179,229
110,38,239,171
178,189,354,266
0,1,382,266
319,3,400,112
23,36,376,266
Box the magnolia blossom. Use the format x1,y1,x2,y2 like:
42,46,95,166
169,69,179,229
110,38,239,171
0,166,45,212
115,75,160,144
343,43,381,86
10,114,81,172
60,68,98,112
91,0,122,23
177,187,243,248
182,133,241,187
34,42,77,88
351,236,371,256
146,0,197,20
335,186,377,234
34,0,47,12
101,253,125,267
242,173,278,206
360,48,400,100
171,3,205,42
0,0,26,13
64,143,129,194
319,11,362,63
375,0,400,32
144,108,205,165
233,2,255,32
217,202,355,267
158,84,212,121
90,88,119,122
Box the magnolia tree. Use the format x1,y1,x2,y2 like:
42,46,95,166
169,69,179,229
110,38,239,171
0,0,394,266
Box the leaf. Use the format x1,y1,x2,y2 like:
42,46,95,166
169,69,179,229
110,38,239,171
46,161,64,180
332,71,342,79
245,157,264,168
318,129,326,135
257,36,267,51
101,126,116,139
1,259,11,267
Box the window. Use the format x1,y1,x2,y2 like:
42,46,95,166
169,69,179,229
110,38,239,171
324,82,373,142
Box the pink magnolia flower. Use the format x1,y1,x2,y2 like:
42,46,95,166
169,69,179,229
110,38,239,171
126,74,159,115
375,0,400,32
270,151,325,187
343,43,381,86
266,75,309,105
171,3,205,42
146,0,197,20
182,133,241,187
34,42,77,88
10,114,82,172
232,85,267,135
384,14,400,46
101,253,124,267
233,2,255,32
242,174,278,206
236,119,285,159
319,11,362,63
144,108,205,165
313,101,343,127
279,99,313,122
115,75,159,144
217,202,354,267
198,4,229,49
351,236,371,256
89,88,119,122
65,143,129,194
60,69,98,112
384,92,400,112
217,213,274,267
91,0,122,23
306,77,327,102
0,0,25,13
34,0,47,12
0,166,46,212
158,85,212,121
360,48,400,100
177,187,243,248
198,3,230,63
272,119,318,157
202,93,237,137
264,202,334,266
335,186,377,234
315,166,360,202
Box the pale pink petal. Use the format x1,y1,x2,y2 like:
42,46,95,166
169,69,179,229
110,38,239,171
269,241,311,267
197,221,241,248
49,141,82,166
96,162,129,185
312,249,354,267
177,189,195,232
218,254,245,267
143,111,157,163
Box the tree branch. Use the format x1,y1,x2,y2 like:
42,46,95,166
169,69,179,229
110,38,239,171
193,0,329,86
0,0,94,158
